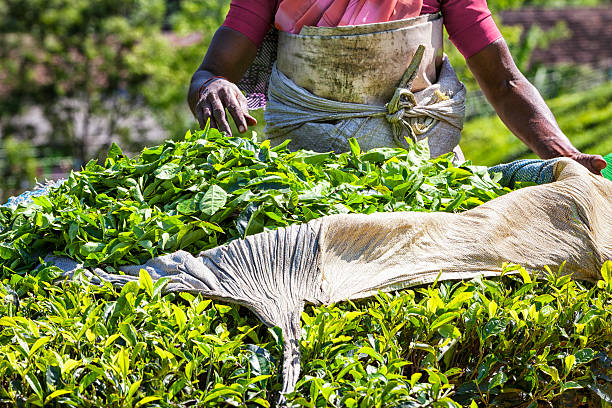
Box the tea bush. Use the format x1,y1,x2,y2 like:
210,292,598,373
0,129,610,407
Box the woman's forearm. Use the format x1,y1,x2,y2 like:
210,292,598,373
467,39,579,159
482,74,579,159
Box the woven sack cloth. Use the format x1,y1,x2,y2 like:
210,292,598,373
48,158,612,399
264,56,466,159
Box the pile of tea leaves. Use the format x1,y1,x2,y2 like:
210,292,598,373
0,128,610,407
0,128,509,272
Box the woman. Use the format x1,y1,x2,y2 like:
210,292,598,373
188,0,606,174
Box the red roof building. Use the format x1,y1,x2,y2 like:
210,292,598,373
500,7,612,69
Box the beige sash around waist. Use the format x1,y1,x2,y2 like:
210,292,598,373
276,13,444,105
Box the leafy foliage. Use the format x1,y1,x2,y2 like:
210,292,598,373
289,266,612,407
0,129,610,406
0,138,38,203
0,261,610,406
0,128,509,272
487,0,609,12
0,0,170,161
128,0,232,140
445,16,570,95
0,0,230,164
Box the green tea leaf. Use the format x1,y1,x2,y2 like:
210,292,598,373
539,365,559,383
601,260,612,287
139,269,154,297
173,305,187,331
564,354,576,374
29,336,51,357
348,137,361,156
25,373,44,401
135,396,162,408
45,390,72,404
107,142,124,161
575,348,596,364
483,318,506,339
154,162,181,179
487,371,507,390
119,323,138,346
116,347,130,378
200,185,228,217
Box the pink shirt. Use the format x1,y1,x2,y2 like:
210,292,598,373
275,0,423,34
223,0,502,58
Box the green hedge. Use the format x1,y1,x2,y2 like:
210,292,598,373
0,130,610,407
0,262,610,406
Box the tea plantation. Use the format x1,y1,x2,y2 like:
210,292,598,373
0,129,610,407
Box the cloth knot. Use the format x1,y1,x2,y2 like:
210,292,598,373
384,86,447,145
385,108,405,124
384,47,442,146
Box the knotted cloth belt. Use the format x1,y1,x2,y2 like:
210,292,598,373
385,45,461,144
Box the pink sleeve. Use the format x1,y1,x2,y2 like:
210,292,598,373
440,0,503,58
222,0,278,47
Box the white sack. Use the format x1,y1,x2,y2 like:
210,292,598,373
264,57,466,159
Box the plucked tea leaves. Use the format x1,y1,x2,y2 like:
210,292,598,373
0,129,608,406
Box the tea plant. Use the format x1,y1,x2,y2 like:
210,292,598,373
0,263,610,406
0,129,609,406
0,128,509,273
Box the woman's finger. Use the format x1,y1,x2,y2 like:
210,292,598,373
196,102,206,129
222,89,248,133
209,95,231,136
196,100,216,130
236,90,258,126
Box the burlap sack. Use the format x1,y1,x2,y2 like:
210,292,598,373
49,158,612,398
263,13,466,160
264,57,466,159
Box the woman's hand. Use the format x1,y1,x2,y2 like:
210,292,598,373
188,27,259,135
191,76,257,135
570,152,607,176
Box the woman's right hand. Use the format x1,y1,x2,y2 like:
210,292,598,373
188,27,260,135
190,75,257,136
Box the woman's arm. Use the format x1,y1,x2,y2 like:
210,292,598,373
466,38,606,175
188,27,259,135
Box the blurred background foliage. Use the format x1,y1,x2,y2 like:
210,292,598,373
0,0,611,201
0,0,230,201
